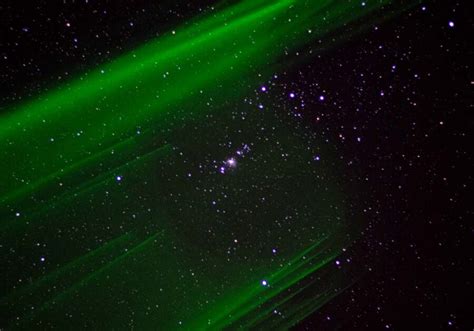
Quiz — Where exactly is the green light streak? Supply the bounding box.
[0,0,409,329]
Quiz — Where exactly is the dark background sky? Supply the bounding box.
[1,0,472,329]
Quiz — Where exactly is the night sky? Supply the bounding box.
[1,1,472,330]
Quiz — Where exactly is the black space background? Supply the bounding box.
[1,0,472,330]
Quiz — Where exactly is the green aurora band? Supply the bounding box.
[1,1,408,329]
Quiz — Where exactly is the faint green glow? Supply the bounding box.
[0,0,404,329]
